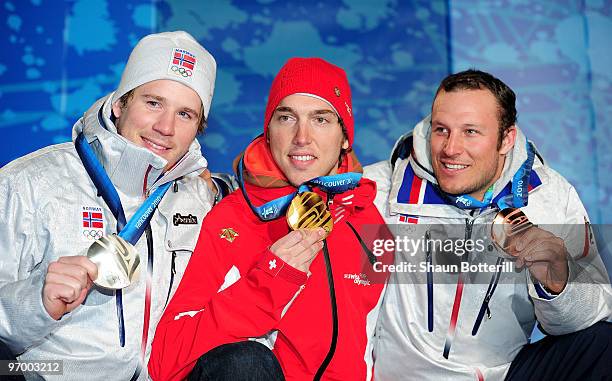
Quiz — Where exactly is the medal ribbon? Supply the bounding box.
[237,156,362,221]
[75,133,171,347]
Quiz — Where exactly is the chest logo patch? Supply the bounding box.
[81,206,104,242]
[344,272,371,286]
[220,228,239,243]
[173,213,198,226]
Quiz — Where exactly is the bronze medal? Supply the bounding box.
[490,208,534,254]
[286,191,333,233]
[87,234,140,289]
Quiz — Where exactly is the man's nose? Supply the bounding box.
[293,119,312,146]
[153,111,175,136]
[442,133,462,157]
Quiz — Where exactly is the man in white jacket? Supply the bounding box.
[365,69,612,380]
[0,31,223,380]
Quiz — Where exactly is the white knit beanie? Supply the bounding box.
[111,31,216,118]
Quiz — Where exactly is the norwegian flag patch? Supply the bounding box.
[398,214,419,224]
[83,211,103,228]
[81,206,104,241]
[168,48,196,78]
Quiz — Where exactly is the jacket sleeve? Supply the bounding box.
[148,215,308,381]
[0,173,62,354]
[529,185,612,335]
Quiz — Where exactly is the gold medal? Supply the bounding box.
[490,208,534,254]
[286,191,333,233]
[87,234,140,289]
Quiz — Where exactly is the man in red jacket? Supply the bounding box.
[149,57,391,380]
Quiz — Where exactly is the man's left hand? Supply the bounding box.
[509,227,569,294]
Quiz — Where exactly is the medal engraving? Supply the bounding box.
[286,192,333,233]
[491,208,534,255]
[87,234,140,289]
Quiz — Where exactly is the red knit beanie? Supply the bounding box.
[263,57,354,147]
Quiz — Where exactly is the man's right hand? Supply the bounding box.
[270,228,326,272]
[42,256,98,320]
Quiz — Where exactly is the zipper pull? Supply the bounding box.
[171,251,176,275]
[143,164,153,198]
[326,192,333,207]
[425,230,432,259]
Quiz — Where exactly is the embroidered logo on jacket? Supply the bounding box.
[173,213,198,226]
[220,228,239,242]
[344,273,371,286]
[398,214,419,224]
[81,206,104,242]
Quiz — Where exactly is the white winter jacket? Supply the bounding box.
[364,116,612,380]
[0,94,215,380]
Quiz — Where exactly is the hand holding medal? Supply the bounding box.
[42,255,99,320]
[265,191,332,273]
[491,208,568,293]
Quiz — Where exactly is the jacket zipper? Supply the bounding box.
[471,210,505,335]
[472,256,504,335]
[314,193,338,381]
[426,230,434,332]
[441,218,474,359]
[164,251,177,308]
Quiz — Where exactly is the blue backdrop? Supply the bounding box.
[0,0,610,228]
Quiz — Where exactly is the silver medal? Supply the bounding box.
[87,234,140,289]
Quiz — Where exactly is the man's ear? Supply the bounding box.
[111,100,123,119]
[342,139,349,150]
[499,125,517,155]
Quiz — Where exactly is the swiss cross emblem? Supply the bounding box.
[269,259,277,270]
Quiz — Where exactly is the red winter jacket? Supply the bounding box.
[149,178,391,381]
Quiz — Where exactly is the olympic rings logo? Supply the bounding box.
[171,65,193,77]
[83,229,103,239]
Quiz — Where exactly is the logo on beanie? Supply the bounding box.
[334,87,341,97]
[168,48,196,78]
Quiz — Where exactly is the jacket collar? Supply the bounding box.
[387,115,545,218]
[72,93,207,198]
